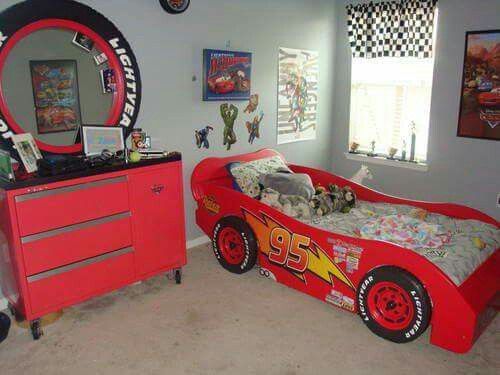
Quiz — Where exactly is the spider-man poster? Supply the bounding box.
[277,47,318,144]
[202,49,252,101]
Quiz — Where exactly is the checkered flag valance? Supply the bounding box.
[346,0,438,59]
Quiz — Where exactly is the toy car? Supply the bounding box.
[191,149,499,353]
[478,87,500,107]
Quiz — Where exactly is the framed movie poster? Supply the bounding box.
[457,30,500,141]
[30,60,82,134]
[277,47,319,145]
[203,49,252,101]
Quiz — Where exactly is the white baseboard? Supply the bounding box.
[187,235,210,249]
[0,297,7,312]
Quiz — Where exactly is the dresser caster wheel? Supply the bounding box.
[175,269,182,284]
[30,319,43,340]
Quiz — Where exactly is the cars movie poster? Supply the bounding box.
[30,60,82,134]
[457,30,500,141]
[203,49,252,101]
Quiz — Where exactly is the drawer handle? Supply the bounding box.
[27,247,134,283]
[151,184,165,195]
[16,176,128,202]
[21,212,131,244]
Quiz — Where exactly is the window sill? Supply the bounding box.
[344,152,428,172]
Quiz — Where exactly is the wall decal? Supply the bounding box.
[220,103,238,150]
[203,49,252,101]
[457,30,500,141]
[246,111,264,144]
[244,94,259,113]
[159,0,190,14]
[195,126,214,149]
[277,47,318,144]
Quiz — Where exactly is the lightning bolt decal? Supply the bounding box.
[243,209,355,290]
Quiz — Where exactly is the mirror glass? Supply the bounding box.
[1,28,114,148]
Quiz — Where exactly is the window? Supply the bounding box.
[345,0,438,164]
[349,57,434,162]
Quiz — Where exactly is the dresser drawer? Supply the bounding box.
[22,213,132,276]
[27,247,135,314]
[15,176,130,236]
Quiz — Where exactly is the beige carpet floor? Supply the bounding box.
[0,244,498,375]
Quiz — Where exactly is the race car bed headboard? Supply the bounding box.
[191,149,285,200]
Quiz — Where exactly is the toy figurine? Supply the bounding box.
[349,142,360,153]
[244,94,259,114]
[388,147,398,160]
[401,140,407,161]
[195,126,214,149]
[246,111,264,144]
[409,121,417,162]
[367,140,376,157]
[220,103,238,150]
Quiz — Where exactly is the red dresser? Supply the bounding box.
[0,156,187,339]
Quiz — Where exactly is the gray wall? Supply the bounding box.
[2,28,112,145]
[332,0,500,220]
[74,0,338,241]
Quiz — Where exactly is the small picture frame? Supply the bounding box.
[81,125,125,156]
[72,32,95,52]
[11,133,43,174]
[94,52,108,66]
[100,68,117,93]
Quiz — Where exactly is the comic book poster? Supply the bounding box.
[203,49,252,101]
[277,47,318,144]
[457,30,500,141]
[30,60,82,134]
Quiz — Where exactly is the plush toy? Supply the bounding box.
[310,190,334,216]
[260,188,312,220]
[340,186,356,213]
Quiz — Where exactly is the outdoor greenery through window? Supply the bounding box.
[348,57,434,162]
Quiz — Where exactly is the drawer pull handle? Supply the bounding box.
[16,176,128,202]
[27,247,134,283]
[151,184,165,195]
[21,212,131,244]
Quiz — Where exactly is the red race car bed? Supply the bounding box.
[191,149,499,353]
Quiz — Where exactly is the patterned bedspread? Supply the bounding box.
[303,201,499,286]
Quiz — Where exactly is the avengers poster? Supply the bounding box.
[457,30,500,141]
[30,60,82,134]
[203,49,252,101]
[277,47,318,144]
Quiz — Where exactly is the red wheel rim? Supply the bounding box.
[218,227,245,265]
[367,282,414,330]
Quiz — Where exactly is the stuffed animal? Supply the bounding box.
[260,188,312,220]
[310,190,335,216]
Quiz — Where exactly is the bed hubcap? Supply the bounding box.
[218,227,245,265]
[367,281,414,331]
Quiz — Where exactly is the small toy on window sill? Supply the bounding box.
[349,142,360,154]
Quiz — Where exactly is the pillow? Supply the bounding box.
[259,172,315,200]
[227,156,292,197]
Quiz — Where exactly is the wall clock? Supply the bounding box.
[159,0,190,14]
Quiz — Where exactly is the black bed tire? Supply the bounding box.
[357,266,432,343]
[212,217,258,274]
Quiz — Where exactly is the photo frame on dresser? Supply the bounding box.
[81,125,125,156]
